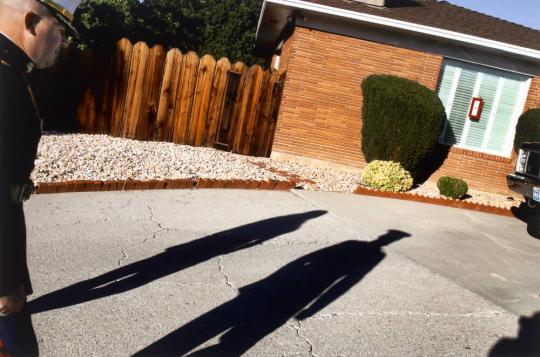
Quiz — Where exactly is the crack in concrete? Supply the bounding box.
[27,218,117,229]
[143,281,219,288]
[302,310,508,320]
[117,193,170,267]
[218,256,239,295]
[133,192,168,232]
[287,321,318,357]
[261,241,322,247]
[118,235,159,267]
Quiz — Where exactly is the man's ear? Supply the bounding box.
[23,11,39,36]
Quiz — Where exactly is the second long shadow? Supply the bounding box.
[135,229,411,356]
[29,210,327,314]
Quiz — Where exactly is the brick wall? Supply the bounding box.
[525,76,540,111]
[271,26,540,195]
[273,32,296,76]
[428,148,516,195]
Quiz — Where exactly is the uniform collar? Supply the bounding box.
[0,32,35,75]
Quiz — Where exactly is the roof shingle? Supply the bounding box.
[303,0,540,51]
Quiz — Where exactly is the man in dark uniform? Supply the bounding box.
[0,0,81,354]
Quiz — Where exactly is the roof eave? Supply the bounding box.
[255,0,540,61]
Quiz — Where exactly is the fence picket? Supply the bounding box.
[76,48,97,133]
[155,49,183,142]
[225,62,248,149]
[172,51,199,144]
[110,38,133,137]
[121,41,150,139]
[263,72,286,156]
[51,48,81,132]
[233,65,265,155]
[137,45,166,140]
[189,54,216,146]
[204,57,231,147]
[94,52,115,134]
[252,69,276,156]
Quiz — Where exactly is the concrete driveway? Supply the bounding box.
[24,189,540,356]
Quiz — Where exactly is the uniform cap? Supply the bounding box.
[36,0,83,36]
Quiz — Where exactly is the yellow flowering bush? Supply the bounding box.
[362,160,413,192]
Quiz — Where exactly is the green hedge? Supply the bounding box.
[514,108,540,151]
[361,75,446,176]
[437,176,468,199]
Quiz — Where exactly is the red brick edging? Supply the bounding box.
[35,179,297,194]
[34,180,516,217]
[353,186,514,217]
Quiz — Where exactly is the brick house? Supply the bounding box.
[254,0,540,194]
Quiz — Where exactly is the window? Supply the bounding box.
[437,59,530,157]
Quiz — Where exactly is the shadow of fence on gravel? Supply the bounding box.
[134,229,411,356]
[28,210,327,314]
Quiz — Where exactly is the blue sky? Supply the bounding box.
[446,0,540,30]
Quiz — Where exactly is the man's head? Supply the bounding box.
[0,0,82,69]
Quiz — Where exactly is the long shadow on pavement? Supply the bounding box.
[29,210,327,314]
[134,229,410,356]
[489,311,540,356]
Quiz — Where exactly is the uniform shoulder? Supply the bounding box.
[0,60,19,81]
[0,60,24,93]
[0,61,21,112]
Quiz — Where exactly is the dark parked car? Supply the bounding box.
[507,142,540,238]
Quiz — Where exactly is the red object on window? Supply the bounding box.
[468,97,484,120]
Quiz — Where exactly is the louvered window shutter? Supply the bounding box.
[437,59,529,157]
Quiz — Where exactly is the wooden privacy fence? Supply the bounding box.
[33,38,285,157]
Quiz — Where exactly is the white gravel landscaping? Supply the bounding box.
[32,133,523,209]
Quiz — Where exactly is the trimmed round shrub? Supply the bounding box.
[437,176,468,199]
[361,75,446,176]
[362,160,413,192]
[514,108,540,151]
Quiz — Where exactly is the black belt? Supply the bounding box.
[9,182,35,202]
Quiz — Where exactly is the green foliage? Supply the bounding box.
[514,108,540,151]
[361,75,446,176]
[72,0,139,50]
[437,176,468,199]
[135,0,205,53]
[71,0,266,65]
[361,160,414,192]
[200,0,265,65]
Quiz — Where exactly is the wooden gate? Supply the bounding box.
[31,38,285,157]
